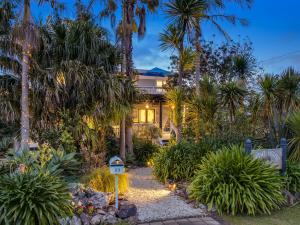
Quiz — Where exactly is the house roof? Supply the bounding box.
[137,67,171,77]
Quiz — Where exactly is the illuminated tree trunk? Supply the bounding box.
[20,0,31,152]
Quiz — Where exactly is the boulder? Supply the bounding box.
[80,213,90,225]
[103,214,118,224]
[90,214,103,225]
[89,192,110,209]
[71,216,82,225]
[116,204,137,219]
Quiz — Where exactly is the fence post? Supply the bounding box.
[245,139,252,154]
[280,138,287,175]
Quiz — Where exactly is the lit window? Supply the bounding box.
[147,109,155,123]
[138,109,155,123]
[156,80,165,87]
[139,109,146,123]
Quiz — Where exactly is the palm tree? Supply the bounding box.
[276,68,300,118]
[164,0,251,94]
[160,24,185,142]
[259,74,279,145]
[0,0,61,152]
[220,81,246,123]
[89,0,159,156]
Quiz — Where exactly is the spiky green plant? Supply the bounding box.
[0,171,72,225]
[287,111,300,161]
[153,141,213,182]
[285,161,300,193]
[188,145,285,215]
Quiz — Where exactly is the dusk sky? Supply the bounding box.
[32,0,300,74]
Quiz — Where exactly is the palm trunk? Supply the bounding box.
[120,116,126,161]
[194,22,201,95]
[124,0,134,153]
[175,42,184,143]
[20,0,31,152]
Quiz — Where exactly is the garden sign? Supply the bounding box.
[109,156,125,210]
[245,138,287,174]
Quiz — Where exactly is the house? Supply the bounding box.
[133,67,173,143]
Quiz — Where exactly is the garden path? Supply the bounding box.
[126,167,216,224]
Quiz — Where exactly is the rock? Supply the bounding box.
[90,214,103,225]
[96,209,106,215]
[103,214,118,224]
[89,192,110,209]
[80,213,90,225]
[116,204,137,219]
[284,190,297,206]
[71,216,82,225]
[199,204,208,211]
[59,217,71,225]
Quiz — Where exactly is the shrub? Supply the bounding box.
[133,138,158,166]
[188,145,285,216]
[0,171,72,225]
[152,141,211,182]
[83,167,128,194]
[285,161,300,193]
[6,144,80,178]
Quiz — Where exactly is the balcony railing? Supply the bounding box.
[136,86,165,95]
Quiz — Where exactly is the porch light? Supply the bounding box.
[171,105,175,110]
[146,104,149,109]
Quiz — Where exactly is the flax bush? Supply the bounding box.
[152,141,212,182]
[0,171,72,225]
[188,145,285,215]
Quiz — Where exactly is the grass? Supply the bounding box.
[223,204,300,225]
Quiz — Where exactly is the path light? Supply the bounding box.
[167,179,176,191]
[109,156,125,210]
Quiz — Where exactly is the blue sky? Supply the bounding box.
[32,0,300,74]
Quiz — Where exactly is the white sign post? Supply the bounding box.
[109,156,125,210]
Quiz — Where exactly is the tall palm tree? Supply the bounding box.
[89,0,159,156]
[220,81,246,123]
[0,0,60,152]
[164,0,251,94]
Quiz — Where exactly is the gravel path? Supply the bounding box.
[126,167,205,222]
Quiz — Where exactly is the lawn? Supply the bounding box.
[223,204,300,225]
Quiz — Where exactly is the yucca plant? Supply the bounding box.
[188,145,285,215]
[0,171,73,225]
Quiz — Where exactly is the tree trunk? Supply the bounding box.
[120,117,126,161]
[176,42,184,143]
[194,22,201,95]
[20,0,31,152]
[125,118,133,154]
[123,0,134,153]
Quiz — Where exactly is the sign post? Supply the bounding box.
[109,156,125,210]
